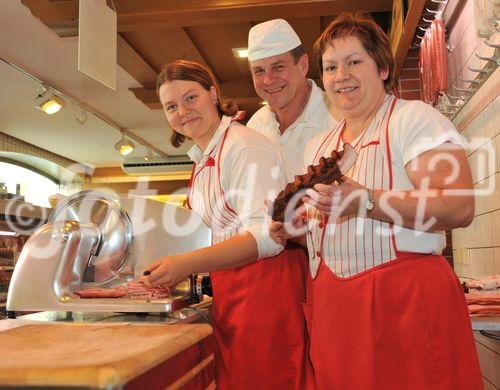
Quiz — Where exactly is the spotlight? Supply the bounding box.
[144,150,152,161]
[76,109,88,125]
[35,89,65,115]
[232,47,249,58]
[114,135,135,156]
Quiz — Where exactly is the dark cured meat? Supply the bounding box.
[271,150,344,222]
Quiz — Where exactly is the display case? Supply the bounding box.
[0,231,29,313]
[0,200,49,313]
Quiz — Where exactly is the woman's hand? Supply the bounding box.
[269,212,307,242]
[266,198,308,247]
[302,176,368,218]
[269,220,287,246]
[141,255,189,288]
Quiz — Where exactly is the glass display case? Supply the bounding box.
[0,232,29,312]
[0,200,49,314]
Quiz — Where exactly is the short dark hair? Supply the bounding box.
[314,12,394,92]
[290,45,307,63]
[157,60,237,148]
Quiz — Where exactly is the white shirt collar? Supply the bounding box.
[187,115,233,164]
[261,79,324,129]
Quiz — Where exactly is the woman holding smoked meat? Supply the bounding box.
[271,13,482,389]
[141,60,309,389]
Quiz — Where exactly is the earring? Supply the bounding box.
[214,101,218,106]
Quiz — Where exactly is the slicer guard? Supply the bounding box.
[7,190,212,313]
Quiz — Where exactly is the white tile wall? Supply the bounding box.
[449,0,499,281]
[495,247,500,274]
[485,247,496,275]
[476,172,500,216]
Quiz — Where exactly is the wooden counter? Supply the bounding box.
[0,320,215,389]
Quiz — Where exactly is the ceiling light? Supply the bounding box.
[76,109,88,125]
[35,90,65,115]
[114,135,135,155]
[144,149,152,161]
[232,47,249,58]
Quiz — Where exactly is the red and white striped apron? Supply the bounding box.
[188,121,311,389]
[304,96,483,389]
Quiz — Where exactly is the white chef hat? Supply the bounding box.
[247,19,301,62]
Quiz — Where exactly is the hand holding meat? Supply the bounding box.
[302,177,370,218]
[141,255,188,288]
[269,214,306,244]
[271,144,357,222]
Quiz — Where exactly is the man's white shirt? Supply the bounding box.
[247,79,338,181]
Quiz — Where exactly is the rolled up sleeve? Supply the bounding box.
[221,132,287,259]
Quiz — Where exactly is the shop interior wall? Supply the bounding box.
[448,0,500,280]
[445,1,500,388]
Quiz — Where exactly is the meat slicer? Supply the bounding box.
[6,190,212,315]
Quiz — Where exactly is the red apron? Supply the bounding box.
[187,117,311,389]
[304,97,483,389]
[212,243,310,389]
[304,253,483,389]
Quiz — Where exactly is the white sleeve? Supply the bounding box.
[221,135,287,259]
[302,131,326,172]
[246,114,257,131]
[392,100,464,166]
[245,111,261,132]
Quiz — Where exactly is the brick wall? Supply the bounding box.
[397,49,421,100]
[0,131,77,170]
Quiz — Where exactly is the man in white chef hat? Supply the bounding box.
[247,19,338,181]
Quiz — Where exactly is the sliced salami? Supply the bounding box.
[74,281,171,300]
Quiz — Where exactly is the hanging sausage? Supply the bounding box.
[419,33,433,104]
[419,18,448,105]
[431,18,448,97]
[429,23,439,103]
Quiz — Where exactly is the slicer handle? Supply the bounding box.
[192,274,213,302]
[201,276,212,297]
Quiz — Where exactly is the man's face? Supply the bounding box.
[250,51,308,110]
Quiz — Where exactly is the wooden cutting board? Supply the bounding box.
[0,320,213,388]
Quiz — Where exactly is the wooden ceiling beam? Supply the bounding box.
[22,0,392,37]
[117,35,157,89]
[219,79,257,98]
[129,87,161,109]
[118,1,392,32]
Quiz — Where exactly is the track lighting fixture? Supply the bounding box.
[76,108,88,125]
[2,57,171,160]
[35,89,65,115]
[144,149,152,161]
[114,135,135,155]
